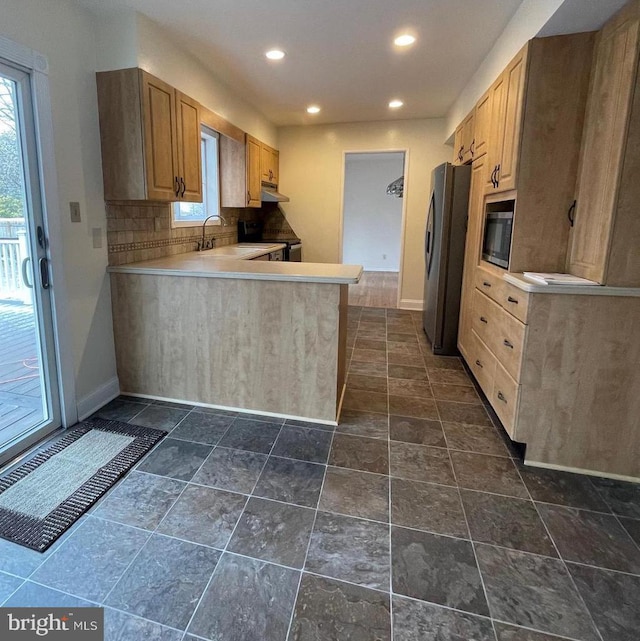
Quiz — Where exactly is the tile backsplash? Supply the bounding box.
[106,202,257,266]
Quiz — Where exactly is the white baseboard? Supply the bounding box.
[76,376,120,421]
[399,299,423,311]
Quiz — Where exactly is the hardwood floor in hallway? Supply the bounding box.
[348,271,398,308]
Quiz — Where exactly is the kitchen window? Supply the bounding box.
[172,125,220,226]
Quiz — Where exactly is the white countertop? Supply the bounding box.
[505,273,640,297]
[107,247,363,284]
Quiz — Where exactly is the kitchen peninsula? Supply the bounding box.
[108,253,362,424]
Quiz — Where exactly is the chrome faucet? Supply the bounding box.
[198,214,228,251]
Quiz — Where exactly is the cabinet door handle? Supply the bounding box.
[483,281,492,288]
[567,199,577,227]
[503,339,514,349]
[507,296,518,304]
[458,146,464,161]
[497,391,507,402]
[480,316,488,324]
[174,176,180,197]
[495,163,501,187]
[470,139,475,157]
[475,359,483,368]
[180,177,186,197]
[490,166,497,187]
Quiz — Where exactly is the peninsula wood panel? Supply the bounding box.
[110,273,343,422]
[517,293,640,478]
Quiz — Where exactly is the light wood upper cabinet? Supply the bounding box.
[497,49,527,192]
[97,68,202,202]
[453,123,464,165]
[453,112,475,165]
[568,2,640,285]
[473,89,491,160]
[220,133,278,208]
[486,47,527,193]
[175,91,203,203]
[140,74,178,201]
[486,72,506,191]
[246,134,262,207]
[260,143,279,184]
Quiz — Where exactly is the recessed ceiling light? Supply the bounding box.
[306,105,321,114]
[394,34,416,47]
[389,99,404,109]
[265,49,285,60]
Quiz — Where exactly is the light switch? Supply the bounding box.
[69,201,81,223]
[92,227,103,249]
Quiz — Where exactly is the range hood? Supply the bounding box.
[261,183,290,203]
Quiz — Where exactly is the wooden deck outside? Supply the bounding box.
[0,301,43,437]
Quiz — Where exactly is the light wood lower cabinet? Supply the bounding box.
[491,361,520,437]
[462,272,640,479]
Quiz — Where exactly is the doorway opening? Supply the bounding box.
[342,151,406,308]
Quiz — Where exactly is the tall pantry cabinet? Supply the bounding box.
[453,7,640,479]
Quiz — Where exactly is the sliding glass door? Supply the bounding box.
[0,60,60,460]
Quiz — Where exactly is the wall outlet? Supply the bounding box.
[69,201,81,223]
[92,227,103,249]
[154,217,162,232]
[383,253,387,260]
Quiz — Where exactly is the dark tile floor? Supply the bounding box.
[1,306,640,640]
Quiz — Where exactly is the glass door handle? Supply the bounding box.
[21,257,33,288]
[39,257,50,289]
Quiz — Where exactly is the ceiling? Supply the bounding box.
[74,0,625,127]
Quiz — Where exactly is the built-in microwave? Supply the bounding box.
[482,200,515,269]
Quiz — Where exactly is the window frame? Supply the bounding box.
[171,124,221,228]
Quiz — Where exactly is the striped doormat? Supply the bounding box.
[0,418,166,551]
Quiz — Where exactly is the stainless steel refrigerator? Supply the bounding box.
[423,162,471,355]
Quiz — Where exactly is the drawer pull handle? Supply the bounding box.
[497,391,507,403]
[503,339,514,349]
[483,281,492,287]
[507,296,518,304]
[480,316,488,324]
[475,359,483,368]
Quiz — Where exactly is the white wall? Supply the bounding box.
[342,152,404,271]
[1,0,117,408]
[0,1,282,417]
[134,14,277,147]
[445,0,565,139]
[278,119,451,308]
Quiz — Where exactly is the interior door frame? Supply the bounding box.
[338,148,410,309]
[0,36,78,456]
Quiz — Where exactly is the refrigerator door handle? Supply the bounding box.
[425,191,436,275]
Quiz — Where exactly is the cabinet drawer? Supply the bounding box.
[475,270,529,323]
[500,281,529,323]
[472,289,526,381]
[471,287,501,348]
[475,269,506,302]
[491,361,520,438]
[468,330,496,397]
